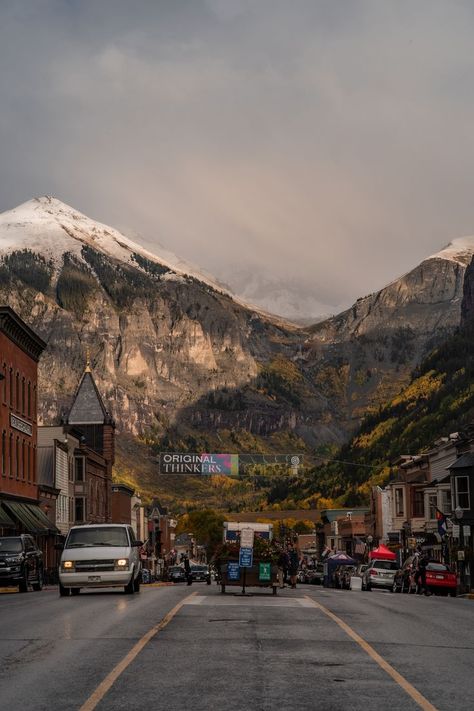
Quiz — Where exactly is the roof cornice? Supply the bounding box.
[0,306,46,361]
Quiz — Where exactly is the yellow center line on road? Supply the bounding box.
[78,590,197,711]
[304,595,438,711]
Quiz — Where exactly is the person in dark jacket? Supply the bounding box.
[287,543,299,589]
[183,555,193,586]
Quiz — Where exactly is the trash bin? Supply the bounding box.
[350,576,362,591]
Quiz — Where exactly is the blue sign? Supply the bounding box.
[239,547,253,568]
[227,562,240,581]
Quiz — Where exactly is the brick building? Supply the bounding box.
[0,306,58,551]
[111,483,134,525]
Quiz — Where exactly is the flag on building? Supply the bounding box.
[436,508,447,537]
[354,538,366,556]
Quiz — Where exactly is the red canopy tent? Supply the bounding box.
[369,544,396,561]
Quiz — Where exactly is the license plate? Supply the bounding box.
[88,575,101,582]
[435,575,444,580]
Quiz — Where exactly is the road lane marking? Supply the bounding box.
[183,594,312,607]
[78,591,197,711]
[304,595,438,711]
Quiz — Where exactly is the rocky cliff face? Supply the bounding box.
[0,196,473,461]
[461,256,474,327]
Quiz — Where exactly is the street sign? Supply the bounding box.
[259,562,271,581]
[407,537,416,548]
[227,562,240,581]
[463,525,471,538]
[240,528,254,549]
[239,547,253,568]
[458,550,465,561]
[452,525,460,538]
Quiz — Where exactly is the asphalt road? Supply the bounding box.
[0,583,473,711]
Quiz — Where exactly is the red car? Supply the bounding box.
[424,561,457,596]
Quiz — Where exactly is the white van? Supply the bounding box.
[58,524,143,596]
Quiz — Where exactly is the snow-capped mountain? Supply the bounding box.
[0,196,231,294]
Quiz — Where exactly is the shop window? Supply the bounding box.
[75,457,85,482]
[412,489,424,518]
[15,373,19,412]
[15,437,19,479]
[440,489,452,514]
[21,378,25,415]
[9,433,13,477]
[427,494,437,520]
[1,430,5,476]
[27,382,31,417]
[2,364,6,403]
[455,476,470,510]
[9,368,13,407]
[75,497,85,523]
[395,488,404,517]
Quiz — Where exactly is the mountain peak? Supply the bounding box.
[427,236,474,265]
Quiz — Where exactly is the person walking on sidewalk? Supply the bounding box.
[183,555,193,586]
[288,543,299,589]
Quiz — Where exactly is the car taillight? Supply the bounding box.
[370,570,378,576]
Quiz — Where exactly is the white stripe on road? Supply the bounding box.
[184,594,314,607]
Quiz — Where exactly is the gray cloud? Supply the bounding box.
[1,0,474,316]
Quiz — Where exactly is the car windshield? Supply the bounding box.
[191,565,208,571]
[66,527,129,548]
[169,566,184,572]
[426,562,448,572]
[372,560,398,571]
[0,538,22,553]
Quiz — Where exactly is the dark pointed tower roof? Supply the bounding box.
[67,357,114,426]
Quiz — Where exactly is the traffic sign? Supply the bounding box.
[240,528,255,549]
[259,562,271,581]
[239,547,253,567]
[227,562,240,581]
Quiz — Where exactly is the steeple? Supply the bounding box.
[67,357,114,427]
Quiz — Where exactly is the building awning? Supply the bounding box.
[3,502,58,534]
[0,505,15,528]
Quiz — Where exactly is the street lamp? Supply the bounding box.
[366,535,373,561]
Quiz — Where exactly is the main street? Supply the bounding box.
[0,584,473,711]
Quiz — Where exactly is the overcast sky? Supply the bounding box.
[1,0,474,316]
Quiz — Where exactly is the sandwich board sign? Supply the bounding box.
[239,547,253,568]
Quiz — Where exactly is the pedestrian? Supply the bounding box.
[288,543,299,589]
[183,555,193,586]
[417,551,430,595]
[277,547,289,589]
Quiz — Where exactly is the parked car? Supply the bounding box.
[393,557,457,595]
[423,561,457,596]
[355,563,368,577]
[0,535,43,592]
[167,565,186,583]
[307,563,324,585]
[58,524,142,596]
[362,559,398,591]
[190,564,212,584]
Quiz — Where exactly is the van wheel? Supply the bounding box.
[71,588,80,596]
[59,584,70,597]
[124,576,135,594]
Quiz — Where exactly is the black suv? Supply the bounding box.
[0,535,43,592]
